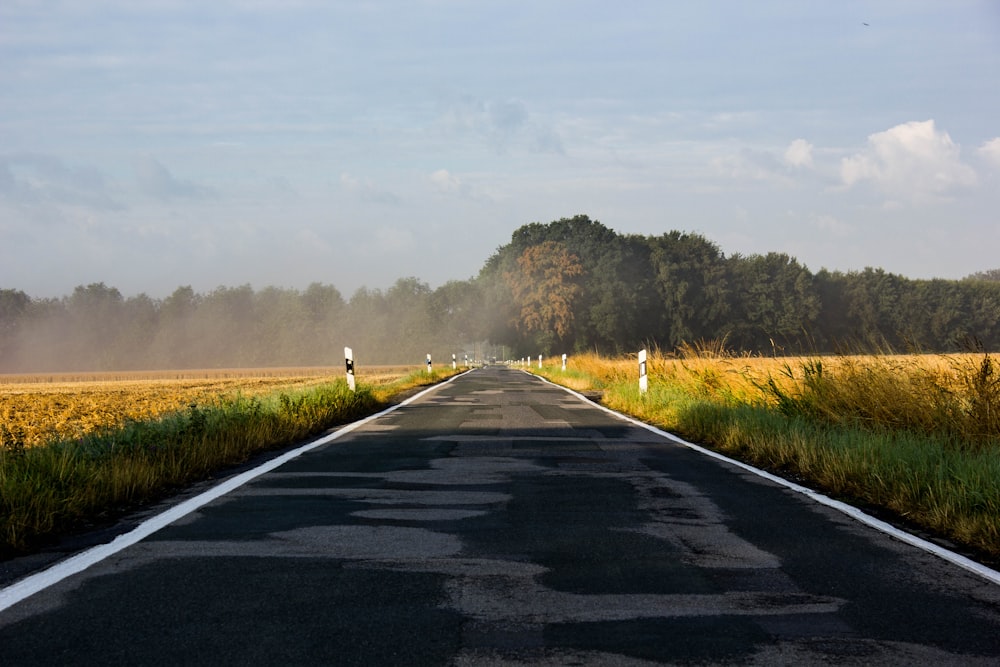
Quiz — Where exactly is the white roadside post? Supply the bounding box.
[562,353,567,371]
[638,348,648,395]
[452,353,457,370]
[344,346,356,392]
[426,353,432,374]
[538,354,543,369]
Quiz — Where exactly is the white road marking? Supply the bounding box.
[532,372,1000,588]
[0,372,468,613]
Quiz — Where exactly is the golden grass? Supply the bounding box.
[536,349,1000,560]
[554,349,998,441]
[1,365,460,555]
[1,366,417,449]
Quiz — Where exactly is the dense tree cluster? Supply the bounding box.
[2,215,999,371]
[478,216,1000,356]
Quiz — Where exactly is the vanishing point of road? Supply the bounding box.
[2,365,1000,665]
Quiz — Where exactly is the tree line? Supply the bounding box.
[2,215,999,371]
[0,279,469,371]
[480,216,1000,357]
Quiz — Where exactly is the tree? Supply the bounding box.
[150,286,198,367]
[303,282,345,323]
[583,234,660,353]
[385,277,435,362]
[194,284,256,366]
[0,289,31,370]
[483,215,656,354]
[343,286,389,362]
[429,279,486,348]
[965,268,1000,283]
[64,283,126,369]
[117,293,159,368]
[726,253,820,352]
[840,268,908,350]
[301,282,345,364]
[648,231,730,348]
[504,241,585,353]
[252,286,311,365]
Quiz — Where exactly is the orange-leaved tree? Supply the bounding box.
[503,241,585,352]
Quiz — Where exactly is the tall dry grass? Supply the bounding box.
[535,348,1000,560]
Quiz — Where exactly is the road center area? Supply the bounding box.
[2,366,1000,665]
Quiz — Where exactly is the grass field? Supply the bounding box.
[6,353,999,563]
[532,348,1000,562]
[0,366,416,450]
[0,365,457,556]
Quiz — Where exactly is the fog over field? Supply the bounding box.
[3,217,999,372]
[2,2,999,301]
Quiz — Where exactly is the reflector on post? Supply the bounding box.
[638,348,648,394]
[345,346,356,392]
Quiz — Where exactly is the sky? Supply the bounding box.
[2,1,999,300]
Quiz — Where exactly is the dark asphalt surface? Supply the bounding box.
[2,365,1000,665]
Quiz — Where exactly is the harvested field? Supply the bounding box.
[1,366,416,449]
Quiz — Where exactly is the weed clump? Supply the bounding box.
[753,352,1000,450]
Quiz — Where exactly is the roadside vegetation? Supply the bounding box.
[0,367,460,558]
[532,348,1000,562]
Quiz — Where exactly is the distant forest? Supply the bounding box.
[3,215,1000,372]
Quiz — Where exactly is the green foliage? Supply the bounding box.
[648,231,729,347]
[965,268,1000,283]
[724,253,820,351]
[504,241,585,353]
[4,215,1000,372]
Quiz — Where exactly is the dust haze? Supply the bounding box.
[3,216,1000,374]
[0,279,491,373]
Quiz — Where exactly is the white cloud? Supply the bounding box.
[784,139,814,168]
[438,96,564,155]
[133,155,214,200]
[710,148,793,187]
[339,172,361,190]
[430,169,463,194]
[840,120,977,201]
[428,168,501,204]
[373,226,415,254]
[978,137,1000,166]
[809,213,852,237]
[292,228,333,255]
[0,154,120,210]
[339,172,400,205]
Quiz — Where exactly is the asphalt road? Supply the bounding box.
[2,365,1000,665]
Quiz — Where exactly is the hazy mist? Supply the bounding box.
[3,217,999,373]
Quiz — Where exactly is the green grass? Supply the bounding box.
[534,352,1000,562]
[0,368,460,558]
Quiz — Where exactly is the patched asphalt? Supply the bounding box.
[2,365,1000,665]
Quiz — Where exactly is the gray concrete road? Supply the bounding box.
[2,365,1000,665]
